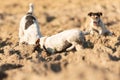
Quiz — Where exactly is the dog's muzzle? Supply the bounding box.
[93,21,98,26]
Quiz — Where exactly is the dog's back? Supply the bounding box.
[19,3,42,44]
[41,29,85,53]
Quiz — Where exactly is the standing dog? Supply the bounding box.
[39,29,86,54]
[19,3,42,44]
[87,12,112,36]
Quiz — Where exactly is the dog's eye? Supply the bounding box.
[96,13,100,17]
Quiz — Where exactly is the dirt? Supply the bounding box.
[0,0,120,80]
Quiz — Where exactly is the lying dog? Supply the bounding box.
[39,29,86,54]
[87,12,112,36]
[19,3,42,44]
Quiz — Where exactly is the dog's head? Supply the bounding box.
[88,12,102,26]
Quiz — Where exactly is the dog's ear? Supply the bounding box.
[98,12,102,16]
[88,12,93,16]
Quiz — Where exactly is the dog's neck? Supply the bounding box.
[92,19,100,26]
[90,19,105,28]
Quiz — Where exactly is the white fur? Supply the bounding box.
[89,18,112,35]
[40,29,86,54]
[19,3,42,44]
[28,3,34,13]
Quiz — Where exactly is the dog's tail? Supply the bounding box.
[27,3,34,14]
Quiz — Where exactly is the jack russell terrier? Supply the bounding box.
[19,3,42,45]
[39,29,86,54]
[87,12,112,36]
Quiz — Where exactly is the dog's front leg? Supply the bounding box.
[89,26,94,35]
[99,30,103,35]
[89,29,94,35]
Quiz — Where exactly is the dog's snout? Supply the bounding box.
[95,16,98,19]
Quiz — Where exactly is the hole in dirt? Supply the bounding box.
[83,40,94,49]
[0,38,12,48]
[0,63,23,72]
[0,49,4,54]
[82,56,85,61]
[9,49,20,55]
[54,55,62,61]
[50,63,61,73]
[108,54,120,61]
[0,72,8,80]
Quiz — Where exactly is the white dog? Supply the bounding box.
[19,3,42,45]
[87,12,112,36]
[39,29,86,54]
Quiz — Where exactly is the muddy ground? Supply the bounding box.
[0,0,120,80]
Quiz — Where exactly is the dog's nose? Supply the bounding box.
[95,16,98,19]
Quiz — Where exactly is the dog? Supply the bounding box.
[86,12,112,36]
[19,3,42,45]
[39,29,86,54]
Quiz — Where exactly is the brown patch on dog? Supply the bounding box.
[25,15,36,30]
[33,39,41,52]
